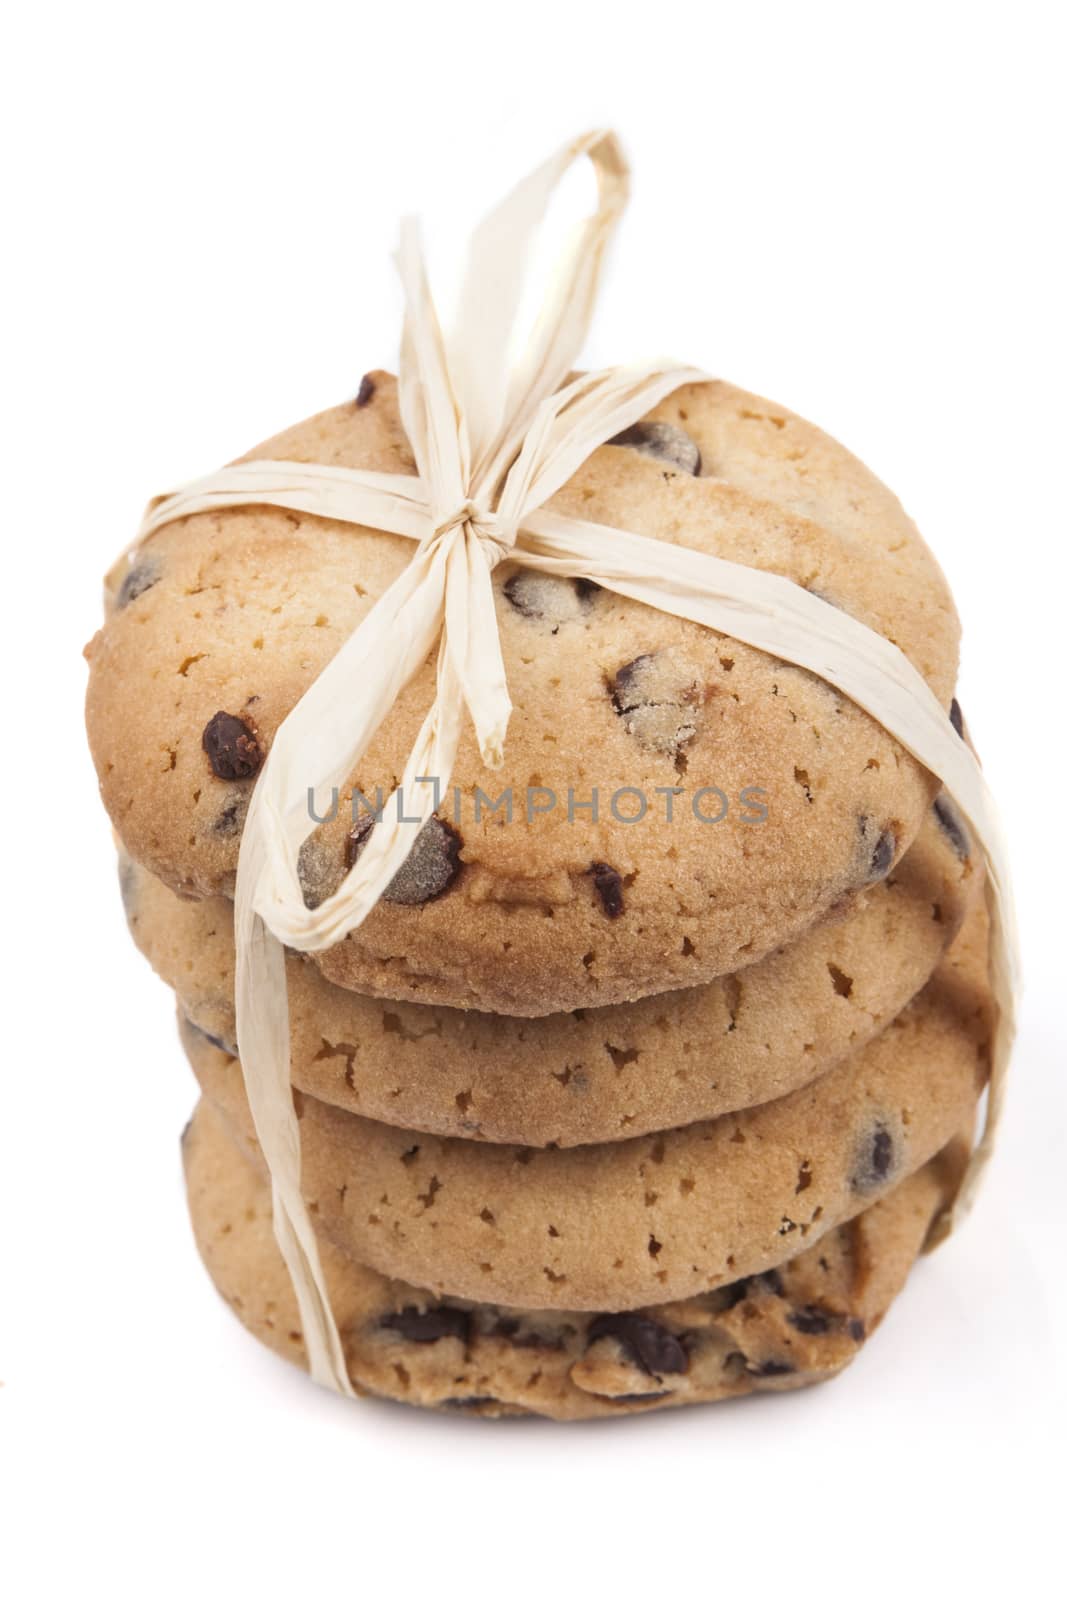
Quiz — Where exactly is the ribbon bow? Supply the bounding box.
[132,131,1019,1398]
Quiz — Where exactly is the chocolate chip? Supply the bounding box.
[933,795,970,860]
[722,1267,786,1308]
[490,1317,563,1352]
[440,1395,493,1411]
[848,1318,866,1342]
[589,862,625,919]
[503,572,598,631]
[611,654,653,714]
[788,1307,832,1335]
[380,1306,471,1344]
[213,797,246,838]
[949,698,965,738]
[202,712,263,781]
[347,814,463,905]
[116,558,160,608]
[296,835,345,910]
[355,373,376,407]
[585,1313,689,1376]
[858,816,898,881]
[610,650,702,761]
[609,420,701,476]
[344,813,374,867]
[870,830,896,879]
[851,1123,896,1194]
[872,1129,893,1175]
[748,1360,795,1378]
[718,1282,750,1310]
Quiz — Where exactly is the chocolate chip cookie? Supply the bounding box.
[181,906,990,1312]
[184,1096,972,1420]
[126,799,977,1145]
[87,372,961,1014]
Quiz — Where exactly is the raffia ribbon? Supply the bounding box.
[127,131,1019,1398]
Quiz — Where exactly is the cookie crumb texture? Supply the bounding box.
[184,1097,971,1420]
[180,909,990,1313]
[87,374,960,1013]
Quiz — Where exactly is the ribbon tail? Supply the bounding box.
[927,873,1019,1244]
[444,527,511,768]
[233,837,355,1395]
[251,542,449,939]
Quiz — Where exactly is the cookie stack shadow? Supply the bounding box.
[120,786,989,1420]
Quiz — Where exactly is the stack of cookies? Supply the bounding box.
[87,374,991,1419]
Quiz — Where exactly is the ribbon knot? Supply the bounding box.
[430,500,479,541]
[426,500,512,569]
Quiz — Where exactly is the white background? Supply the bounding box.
[2,3,1064,1595]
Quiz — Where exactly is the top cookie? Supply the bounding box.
[86,374,960,1014]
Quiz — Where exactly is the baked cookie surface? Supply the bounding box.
[182,907,990,1312]
[184,1097,970,1420]
[88,374,960,1014]
[126,798,977,1144]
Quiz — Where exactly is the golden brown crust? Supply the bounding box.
[182,908,991,1313]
